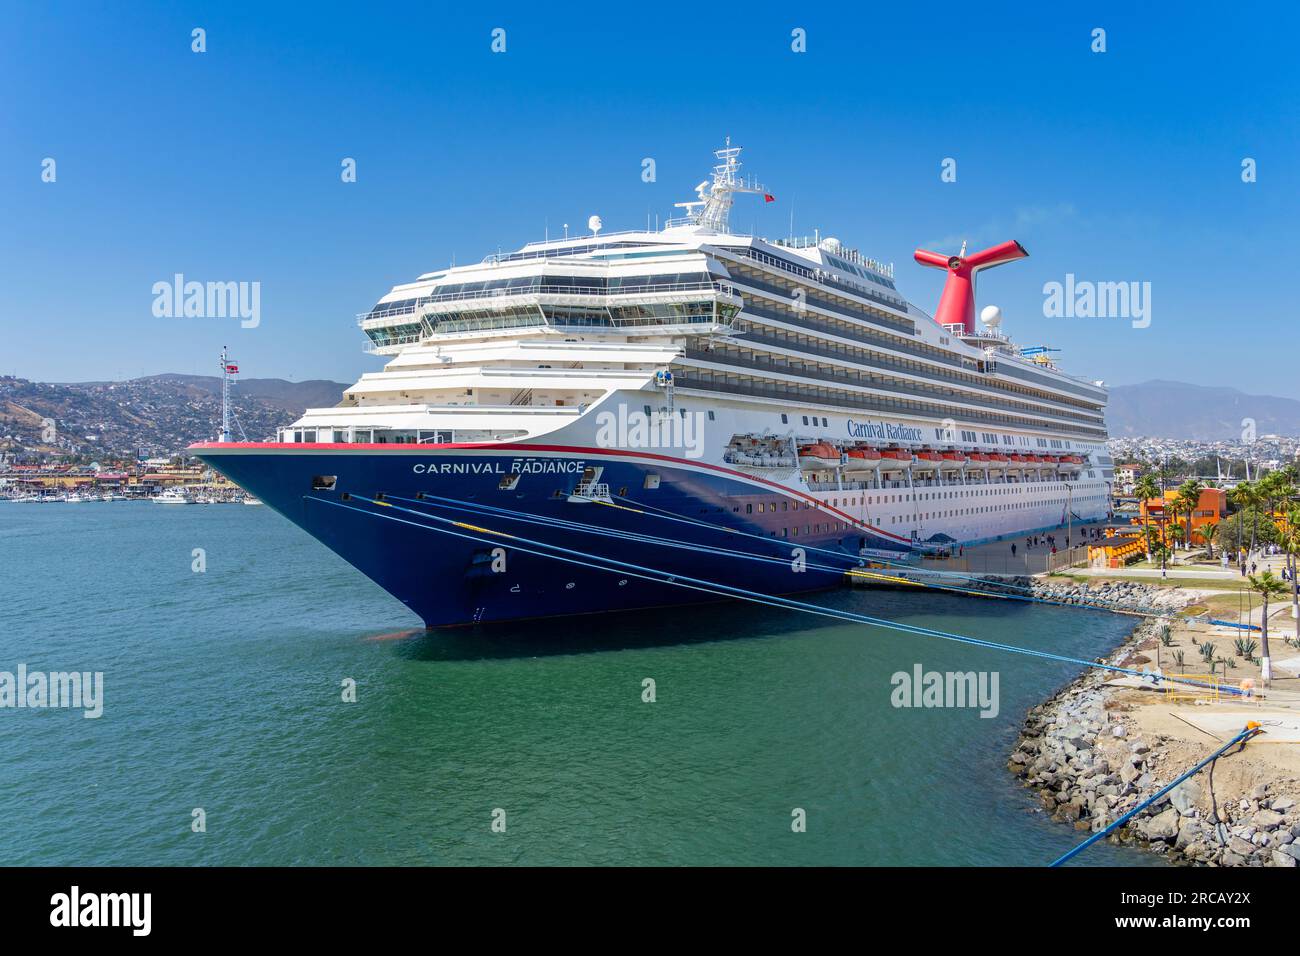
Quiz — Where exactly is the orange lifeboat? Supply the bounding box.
[878,447,909,468]
[844,446,882,470]
[798,443,841,467]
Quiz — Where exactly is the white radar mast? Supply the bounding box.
[673,138,768,234]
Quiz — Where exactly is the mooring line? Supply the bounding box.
[393,491,1153,614]
[386,493,867,579]
[609,493,1158,617]
[1048,724,1262,867]
[305,493,1241,697]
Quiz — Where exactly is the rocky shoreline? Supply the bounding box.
[1008,582,1300,867]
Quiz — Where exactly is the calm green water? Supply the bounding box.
[0,502,1156,866]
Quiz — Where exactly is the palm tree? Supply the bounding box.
[1247,571,1287,683]
[1135,474,1160,560]
[1200,521,1218,560]
[1229,481,1259,565]
[1282,507,1300,622]
[1176,479,1203,550]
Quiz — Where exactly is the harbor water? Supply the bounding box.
[0,501,1156,866]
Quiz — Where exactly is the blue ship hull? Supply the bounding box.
[193,444,910,627]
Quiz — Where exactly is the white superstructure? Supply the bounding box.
[282,142,1112,548]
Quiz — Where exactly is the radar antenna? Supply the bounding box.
[673,138,770,234]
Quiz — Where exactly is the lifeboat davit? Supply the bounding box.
[913,449,941,472]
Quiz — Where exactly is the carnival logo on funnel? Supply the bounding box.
[846,419,923,442]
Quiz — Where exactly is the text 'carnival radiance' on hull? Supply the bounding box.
[191,141,1114,627]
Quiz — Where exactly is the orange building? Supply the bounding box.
[1135,488,1227,545]
[1088,529,1146,568]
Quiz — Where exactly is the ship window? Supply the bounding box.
[643,474,660,490]
[311,475,337,491]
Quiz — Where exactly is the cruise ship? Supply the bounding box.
[192,142,1113,626]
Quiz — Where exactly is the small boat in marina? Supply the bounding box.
[151,487,193,504]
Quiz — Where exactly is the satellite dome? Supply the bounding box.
[588,214,603,235]
[980,305,1002,328]
[821,237,842,252]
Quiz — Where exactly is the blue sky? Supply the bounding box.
[3,2,1297,396]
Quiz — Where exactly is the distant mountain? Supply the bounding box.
[134,374,349,415]
[0,374,349,458]
[1106,380,1300,439]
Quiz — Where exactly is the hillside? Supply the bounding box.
[1105,380,1300,439]
[0,375,349,458]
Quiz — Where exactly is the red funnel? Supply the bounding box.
[914,240,1028,333]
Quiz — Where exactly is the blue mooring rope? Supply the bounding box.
[1048,724,1261,867]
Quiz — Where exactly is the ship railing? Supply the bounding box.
[480,231,654,263]
[357,281,733,325]
[568,481,612,504]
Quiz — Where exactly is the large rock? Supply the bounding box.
[1170,779,1203,815]
[1229,836,1257,857]
[1143,807,1180,841]
[1272,850,1297,867]
[1175,817,1202,850]
[1272,796,1296,812]
[1252,809,1285,830]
